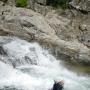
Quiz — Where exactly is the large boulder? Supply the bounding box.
[0,5,55,40]
[0,5,90,65]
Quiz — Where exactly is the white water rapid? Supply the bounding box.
[0,36,90,90]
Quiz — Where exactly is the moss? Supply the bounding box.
[15,0,27,7]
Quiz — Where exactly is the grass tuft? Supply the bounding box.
[16,0,27,7]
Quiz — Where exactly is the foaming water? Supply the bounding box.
[0,36,90,90]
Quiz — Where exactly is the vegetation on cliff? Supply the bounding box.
[47,0,71,9]
[15,0,27,7]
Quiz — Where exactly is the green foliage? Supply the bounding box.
[47,0,71,9]
[16,0,27,7]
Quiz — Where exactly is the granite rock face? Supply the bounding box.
[70,0,90,12]
[68,0,90,48]
[27,0,52,15]
[0,4,90,65]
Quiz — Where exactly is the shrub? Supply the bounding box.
[47,0,71,9]
[16,0,27,7]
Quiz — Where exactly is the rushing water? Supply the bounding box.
[0,36,90,90]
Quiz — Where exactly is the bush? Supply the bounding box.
[16,0,27,7]
[47,0,71,9]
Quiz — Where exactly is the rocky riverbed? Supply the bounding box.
[0,0,90,89]
[0,1,90,65]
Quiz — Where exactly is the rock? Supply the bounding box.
[0,46,7,55]
[45,10,74,41]
[34,0,47,5]
[0,6,55,41]
[28,0,46,6]
[53,80,64,90]
[27,0,52,15]
[0,5,90,65]
[67,0,90,48]
[69,0,90,12]
[0,0,15,6]
[7,0,15,6]
[0,1,4,6]
[28,0,47,8]
[46,10,90,48]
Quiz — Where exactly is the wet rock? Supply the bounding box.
[0,46,7,55]
[53,81,64,90]
[24,56,38,65]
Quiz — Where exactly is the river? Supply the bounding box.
[0,36,90,90]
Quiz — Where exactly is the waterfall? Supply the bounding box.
[0,36,90,90]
